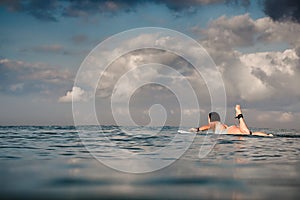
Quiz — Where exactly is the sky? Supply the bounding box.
[0,0,300,129]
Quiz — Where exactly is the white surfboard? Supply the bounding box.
[178,130,192,134]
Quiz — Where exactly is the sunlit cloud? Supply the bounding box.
[59,86,89,102]
[193,14,300,113]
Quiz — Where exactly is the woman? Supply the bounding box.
[189,105,273,137]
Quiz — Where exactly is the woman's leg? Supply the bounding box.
[235,105,251,134]
[226,125,247,134]
[228,105,273,136]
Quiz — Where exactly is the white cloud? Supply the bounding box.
[198,14,300,50]
[72,19,299,127]
[58,86,88,102]
[194,14,300,108]
[255,17,300,46]
[277,112,293,123]
[240,49,297,76]
[240,48,300,100]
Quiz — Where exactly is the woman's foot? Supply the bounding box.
[235,104,242,117]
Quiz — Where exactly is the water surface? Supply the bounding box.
[1,126,299,199]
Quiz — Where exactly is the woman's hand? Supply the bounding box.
[189,128,199,132]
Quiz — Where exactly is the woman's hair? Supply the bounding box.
[208,112,221,122]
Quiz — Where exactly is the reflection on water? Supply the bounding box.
[0,126,300,199]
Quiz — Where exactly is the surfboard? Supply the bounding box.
[178,130,273,137]
[178,130,192,134]
[178,130,217,134]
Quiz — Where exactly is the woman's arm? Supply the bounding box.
[199,125,210,131]
[189,125,210,132]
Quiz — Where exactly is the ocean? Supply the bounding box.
[1,126,300,199]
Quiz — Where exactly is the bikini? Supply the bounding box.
[215,122,228,134]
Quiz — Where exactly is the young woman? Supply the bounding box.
[189,105,273,137]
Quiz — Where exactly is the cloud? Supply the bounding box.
[67,14,299,124]
[58,86,88,102]
[70,30,227,128]
[71,34,89,44]
[200,14,256,49]
[182,108,206,116]
[94,47,209,106]
[0,0,251,21]
[277,112,293,122]
[32,44,64,53]
[9,83,24,92]
[20,44,77,55]
[3,0,300,24]
[0,0,58,21]
[240,49,300,104]
[263,0,300,23]
[238,109,300,129]
[0,58,73,96]
[198,14,300,51]
[255,17,300,46]
[61,0,230,18]
[194,14,300,113]
[33,44,64,53]
[256,112,271,122]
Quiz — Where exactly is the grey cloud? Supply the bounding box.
[0,0,22,12]
[0,0,251,21]
[249,51,300,98]
[0,59,73,96]
[211,47,300,112]
[27,0,58,22]
[264,0,300,23]
[198,14,300,51]
[295,46,300,57]
[20,44,83,55]
[0,0,59,21]
[71,34,89,44]
[201,14,256,50]
[3,0,300,24]
[32,44,65,53]
[250,67,268,84]
[93,47,210,126]
[95,48,203,99]
[93,48,212,126]
[126,83,181,126]
[197,14,300,113]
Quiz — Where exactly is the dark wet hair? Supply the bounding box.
[208,112,221,122]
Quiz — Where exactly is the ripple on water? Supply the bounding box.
[0,126,299,199]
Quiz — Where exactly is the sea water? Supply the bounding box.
[0,126,299,199]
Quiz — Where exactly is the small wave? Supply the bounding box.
[217,140,236,144]
[0,146,40,150]
[0,155,22,159]
[273,134,300,138]
[47,177,113,187]
[137,176,244,187]
[49,144,84,148]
